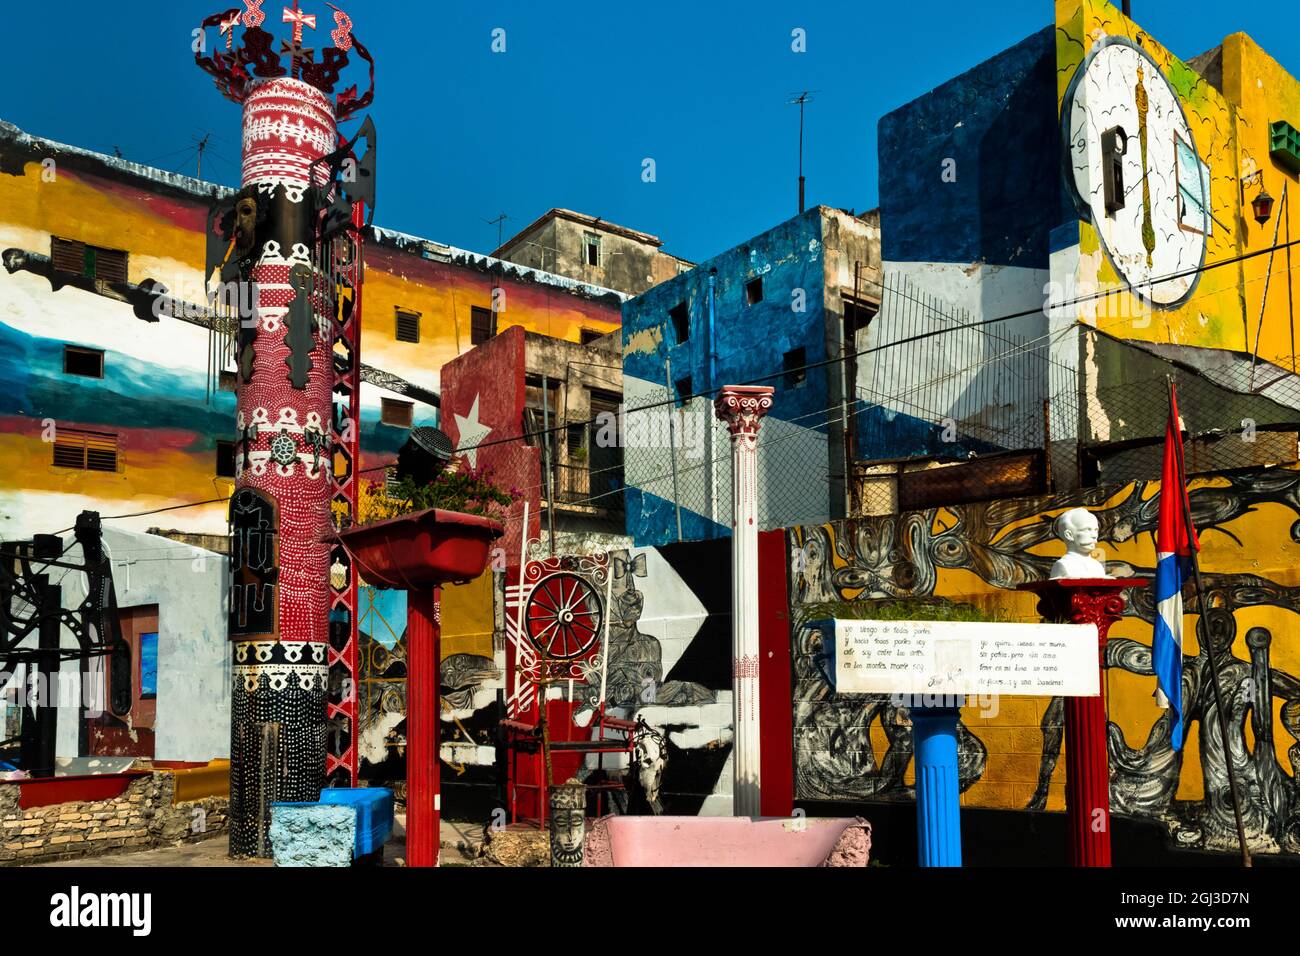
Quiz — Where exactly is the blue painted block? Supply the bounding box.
[269,803,356,867]
[318,787,395,858]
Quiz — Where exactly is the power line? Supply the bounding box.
[425,232,1300,459]
[65,233,1300,525]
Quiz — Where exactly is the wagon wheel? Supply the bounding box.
[525,572,603,660]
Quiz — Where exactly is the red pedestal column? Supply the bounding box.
[1020,578,1144,867]
[406,587,441,867]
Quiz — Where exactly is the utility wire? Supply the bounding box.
[68,233,1300,525]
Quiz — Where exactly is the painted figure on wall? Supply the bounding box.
[505,541,735,814]
[789,467,1300,855]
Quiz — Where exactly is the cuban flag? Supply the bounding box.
[1153,383,1198,751]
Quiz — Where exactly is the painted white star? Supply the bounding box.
[453,394,493,469]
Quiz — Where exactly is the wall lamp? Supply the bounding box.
[1241,169,1275,225]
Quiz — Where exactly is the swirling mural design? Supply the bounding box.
[790,466,1300,856]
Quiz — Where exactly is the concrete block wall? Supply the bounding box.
[958,696,1064,811]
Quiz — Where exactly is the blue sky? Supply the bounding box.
[3,1,1299,263]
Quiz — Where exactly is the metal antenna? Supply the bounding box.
[195,133,211,179]
[789,91,818,214]
[486,213,509,251]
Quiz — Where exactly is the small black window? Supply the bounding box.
[381,398,414,428]
[216,440,237,478]
[584,233,601,267]
[783,347,807,389]
[674,376,692,406]
[580,328,604,345]
[395,309,420,343]
[470,306,497,345]
[669,302,689,343]
[63,346,104,379]
[219,370,238,392]
[745,276,764,305]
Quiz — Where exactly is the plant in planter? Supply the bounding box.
[328,459,511,868]
[358,463,519,527]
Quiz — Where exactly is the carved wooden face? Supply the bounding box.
[235,196,260,255]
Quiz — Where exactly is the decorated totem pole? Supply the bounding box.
[195,1,377,856]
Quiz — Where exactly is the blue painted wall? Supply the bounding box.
[877,25,1065,269]
[622,207,835,546]
[861,24,1062,464]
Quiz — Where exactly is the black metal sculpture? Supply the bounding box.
[0,512,127,775]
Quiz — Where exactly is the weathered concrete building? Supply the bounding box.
[440,324,629,561]
[867,2,1300,499]
[620,205,881,546]
[494,208,692,297]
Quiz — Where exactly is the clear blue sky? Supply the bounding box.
[3,1,1299,263]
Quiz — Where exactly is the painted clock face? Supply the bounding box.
[1063,38,1208,307]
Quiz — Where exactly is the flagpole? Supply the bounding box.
[1166,375,1252,867]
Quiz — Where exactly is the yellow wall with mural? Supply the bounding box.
[1055,0,1300,370]
[792,463,1300,854]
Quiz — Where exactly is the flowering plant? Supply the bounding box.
[358,463,519,525]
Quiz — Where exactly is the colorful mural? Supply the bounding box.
[873,1,1300,478]
[500,541,736,816]
[0,121,624,543]
[789,463,1300,856]
[1054,3,1238,353]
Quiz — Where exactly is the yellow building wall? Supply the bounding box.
[791,464,1300,855]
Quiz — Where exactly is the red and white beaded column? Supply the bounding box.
[714,385,774,818]
[228,75,338,856]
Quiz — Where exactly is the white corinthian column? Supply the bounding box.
[713,385,774,817]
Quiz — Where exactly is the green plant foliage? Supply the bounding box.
[366,466,519,524]
[799,597,1008,623]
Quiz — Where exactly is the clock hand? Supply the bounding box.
[1136,66,1156,269]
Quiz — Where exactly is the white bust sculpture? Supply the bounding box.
[1049,507,1110,580]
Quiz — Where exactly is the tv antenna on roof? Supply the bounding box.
[194,133,211,179]
[486,212,508,251]
[789,91,818,214]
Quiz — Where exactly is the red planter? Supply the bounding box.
[329,508,503,867]
[330,508,504,590]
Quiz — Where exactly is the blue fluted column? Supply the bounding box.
[911,705,962,867]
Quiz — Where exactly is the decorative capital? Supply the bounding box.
[1018,578,1147,647]
[713,385,774,441]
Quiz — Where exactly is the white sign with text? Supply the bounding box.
[833,619,1099,697]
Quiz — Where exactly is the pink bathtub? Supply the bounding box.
[584,816,872,867]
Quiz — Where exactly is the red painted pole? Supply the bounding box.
[406,587,442,867]
[1064,640,1111,867]
[1021,578,1142,867]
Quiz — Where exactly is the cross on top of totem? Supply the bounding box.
[195,1,374,121]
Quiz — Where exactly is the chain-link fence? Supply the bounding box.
[421,274,1300,541]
